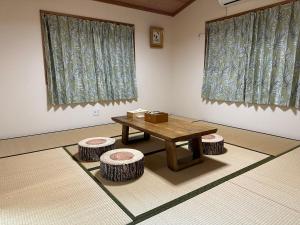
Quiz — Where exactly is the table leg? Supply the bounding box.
[166,137,204,171]
[122,125,151,145]
[165,141,179,171]
[189,137,203,159]
[144,132,150,140]
[122,125,129,145]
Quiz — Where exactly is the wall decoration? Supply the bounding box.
[150,26,164,48]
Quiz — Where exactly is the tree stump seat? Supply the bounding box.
[201,134,225,155]
[78,137,116,162]
[100,149,144,182]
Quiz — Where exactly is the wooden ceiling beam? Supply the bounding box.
[93,0,196,17]
[172,0,197,16]
[93,0,173,16]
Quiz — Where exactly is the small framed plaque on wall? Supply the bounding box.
[150,26,163,48]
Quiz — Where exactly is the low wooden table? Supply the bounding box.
[112,116,217,171]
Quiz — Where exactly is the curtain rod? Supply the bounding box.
[40,10,135,27]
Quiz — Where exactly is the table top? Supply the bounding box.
[112,116,217,142]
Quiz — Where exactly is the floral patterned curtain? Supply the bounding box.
[41,12,137,106]
[202,1,300,108]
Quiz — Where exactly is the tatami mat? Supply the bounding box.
[140,181,300,225]
[0,148,132,225]
[91,143,268,216]
[66,134,166,170]
[140,147,300,225]
[194,121,300,156]
[230,147,300,212]
[1,114,299,224]
[0,123,139,158]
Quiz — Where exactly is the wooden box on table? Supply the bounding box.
[144,112,168,123]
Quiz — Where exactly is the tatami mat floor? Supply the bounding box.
[139,147,300,225]
[140,181,300,225]
[0,148,132,225]
[0,115,299,225]
[230,147,300,212]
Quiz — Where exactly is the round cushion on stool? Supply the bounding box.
[100,149,144,182]
[202,134,225,155]
[78,137,115,162]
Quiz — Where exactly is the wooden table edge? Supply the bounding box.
[112,116,218,142]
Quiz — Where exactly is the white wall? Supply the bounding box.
[0,0,173,139]
[170,0,300,140]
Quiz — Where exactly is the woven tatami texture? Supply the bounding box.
[140,147,300,225]
[140,181,300,225]
[231,147,300,212]
[0,148,132,225]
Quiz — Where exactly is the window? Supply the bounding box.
[202,1,300,108]
[41,11,137,106]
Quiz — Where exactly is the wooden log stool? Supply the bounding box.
[201,134,225,155]
[78,137,115,162]
[100,149,144,182]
